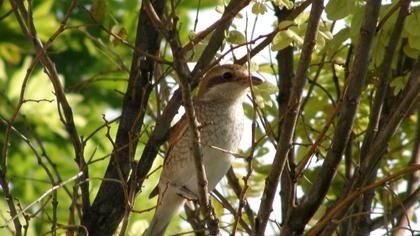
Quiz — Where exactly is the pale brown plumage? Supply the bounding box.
[143,64,262,236]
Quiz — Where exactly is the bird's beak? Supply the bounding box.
[251,75,263,85]
[238,75,263,86]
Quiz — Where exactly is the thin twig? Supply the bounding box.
[1,172,84,227]
[255,0,324,234]
[307,165,420,236]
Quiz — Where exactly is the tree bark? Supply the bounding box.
[80,1,164,235]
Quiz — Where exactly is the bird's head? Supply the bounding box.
[197,64,263,102]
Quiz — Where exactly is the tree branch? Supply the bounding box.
[369,186,420,232]
[355,1,411,233]
[272,3,296,224]
[9,0,88,223]
[323,44,420,236]
[361,56,420,182]
[282,1,382,234]
[254,0,324,234]
[394,110,420,235]
[235,0,312,66]
[306,164,420,236]
[226,168,255,230]
[80,0,164,235]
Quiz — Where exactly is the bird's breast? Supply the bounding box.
[196,101,244,152]
[160,100,245,188]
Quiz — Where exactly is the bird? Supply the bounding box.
[143,64,262,236]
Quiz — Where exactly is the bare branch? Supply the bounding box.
[255,0,324,234]
[394,110,420,235]
[81,0,164,234]
[307,164,420,236]
[235,0,313,65]
[282,0,382,234]
[1,172,83,228]
[369,187,420,232]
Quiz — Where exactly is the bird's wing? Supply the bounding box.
[165,114,188,164]
[149,115,189,199]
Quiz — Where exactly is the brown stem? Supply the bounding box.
[307,164,420,236]
[282,0,382,235]
[226,168,255,230]
[353,1,412,234]
[235,0,312,66]
[80,0,164,235]
[393,109,420,235]
[254,0,324,234]
[368,187,420,232]
[9,0,89,224]
[323,55,420,236]
[272,2,296,223]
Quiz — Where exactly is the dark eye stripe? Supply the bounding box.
[205,75,229,89]
[223,72,233,80]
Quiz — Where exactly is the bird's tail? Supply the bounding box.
[143,187,185,236]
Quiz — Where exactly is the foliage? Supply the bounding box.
[0,0,419,235]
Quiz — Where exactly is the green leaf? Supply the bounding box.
[255,147,269,157]
[128,220,149,235]
[315,34,326,49]
[325,0,350,20]
[215,5,225,14]
[324,27,350,56]
[226,30,246,45]
[185,42,208,62]
[252,159,272,174]
[272,27,303,51]
[91,0,108,23]
[33,0,54,17]
[84,38,98,56]
[408,34,420,51]
[0,59,5,82]
[110,24,128,46]
[254,81,278,108]
[403,43,420,59]
[255,81,278,95]
[390,75,409,95]
[289,26,304,45]
[251,2,267,15]
[319,30,333,41]
[404,7,420,37]
[0,43,22,65]
[349,6,365,41]
[272,0,294,10]
[258,63,277,74]
[278,20,295,30]
[272,30,293,51]
[31,0,59,40]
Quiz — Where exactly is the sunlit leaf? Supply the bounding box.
[407,34,420,50]
[404,6,420,37]
[251,2,267,15]
[0,43,22,65]
[272,30,293,51]
[110,24,128,46]
[273,0,294,10]
[325,0,353,20]
[403,43,420,59]
[91,0,108,23]
[390,75,409,95]
[227,30,246,45]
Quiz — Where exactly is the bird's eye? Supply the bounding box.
[222,72,233,80]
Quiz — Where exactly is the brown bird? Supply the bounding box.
[143,64,262,236]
